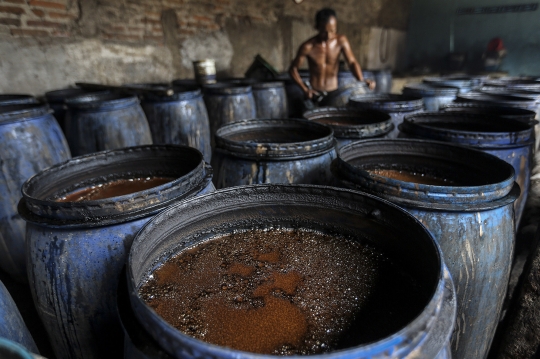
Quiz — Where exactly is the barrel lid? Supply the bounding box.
[456,92,537,109]
[400,112,534,148]
[0,103,52,124]
[333,139,517,208]
[215,118,335,160]
[18,145,213,228]
[0,94,38,106]
[65,92,139,111]
[403,83,459,96]
[349,94,424,112]
[303,107,393,139]
[203,83,252,95]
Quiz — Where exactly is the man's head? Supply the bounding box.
[315,8,337,40]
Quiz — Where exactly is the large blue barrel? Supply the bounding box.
[0,95,37,106]
[363,70,393,94]
[303,107,392,148]
[18,145,214,359]
[202,83,256,141]
[251,81,288,119]
[348,93,424,138]
[0,280,38,353]
[211,119,337,188]
[320,82,368,107]
[423,76,474,93]
[403,83,458,111]
[398,112,533,227]
[0,104,71,281]
[64,93,152,156]
[126,184,456,359]
[137,86,212,162]
[332,139,518,359]
[0,338,35,359]
[44,88,106,134]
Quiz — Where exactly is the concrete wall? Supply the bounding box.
[406,0,540,75]
[0,0,412,95]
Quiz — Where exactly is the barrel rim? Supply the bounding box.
[203,83,252,95]
[333,138,517,207]
[132,85,202,102]
[127,184,449,359]
[214,118,336,159]
[44,87,87,102]
[349,93,424,112]
[400,111,535,147]
[403,83,459,96]
[422,76,474,88]
[441,102,537,118]
[303,107,394,139]
[18,145,213,228]
[456,92,537,108]
[0,104,53,124]
[65,92,140,111]
[0,337,35,359]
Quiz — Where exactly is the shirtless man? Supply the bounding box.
[289,8,375,104]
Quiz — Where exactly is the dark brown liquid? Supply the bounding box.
[139,229,429,355]
[368,169,455,186]
[56,177,175,202]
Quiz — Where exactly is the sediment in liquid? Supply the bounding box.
[367,168,455,186]
[56,176,175,202]
[139,229,429,355]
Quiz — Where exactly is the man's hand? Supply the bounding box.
[365,79,376,90]
[304,88,320,100]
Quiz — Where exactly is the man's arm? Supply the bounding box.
[289,43,317,99]
[340,35,376,90]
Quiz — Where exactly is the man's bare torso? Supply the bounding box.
[303,35,345,93]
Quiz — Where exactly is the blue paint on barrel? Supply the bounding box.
[211,119,337,188]
[0,338,35,359]
[0,280,39,353]
[0,104,71,282]
[0,95,37,106]
[399,112,534,227]
[403,83,458,111]
[303,107,393,148]
[137,86,212,162]
[18,145,214,359]
[64,93,153,156]
[332,139,519,359]
[348,93,424,138]
[251,81,288,119]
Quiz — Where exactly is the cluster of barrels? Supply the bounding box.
[0,72,538,359]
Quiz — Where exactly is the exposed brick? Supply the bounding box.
[32,9,45,17]
[0,17,20,26]
[11,28,49,36]
[4,0,25,4]
[103,33,141,42]
[193,15,212,22]
[47,11,77,19]
[28,0,66,10]
[26,20,65,28]
[0,5,25,15]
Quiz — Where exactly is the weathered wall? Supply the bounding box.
[406,0,540,75]
[0,0,412,95]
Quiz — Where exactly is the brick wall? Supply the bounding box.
[0,0,412,94]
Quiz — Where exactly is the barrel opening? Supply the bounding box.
[408,115,531,133]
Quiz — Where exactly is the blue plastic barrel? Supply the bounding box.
[403,83,458,111]
[0,280,38,353]
[332,139,518,359]
[399,112,534,227]
[18,145,214,359]
[251,81,288,119]
[0,338,35,359]
[64,93,152,156]
[211,119,337,188]
[0,104,71,281]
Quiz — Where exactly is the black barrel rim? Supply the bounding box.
[441,103,537,123]
[349,94,424,112]
[127,184,447,359]
[18,145,213,228]
[0,94,37,106]
[333,138,517,208]
[203,83,252,95]
[400,112,534,148]
[128,83,202,102]
[45,88,87,103]
[422,77,474,89]
[0,104,52,125]
[215,118,335,159]
[403,83,459,96]
[456,92,537,109]
[65,92,140,111]
[303,107,393,139]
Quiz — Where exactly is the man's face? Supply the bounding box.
[317,16,337,41]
